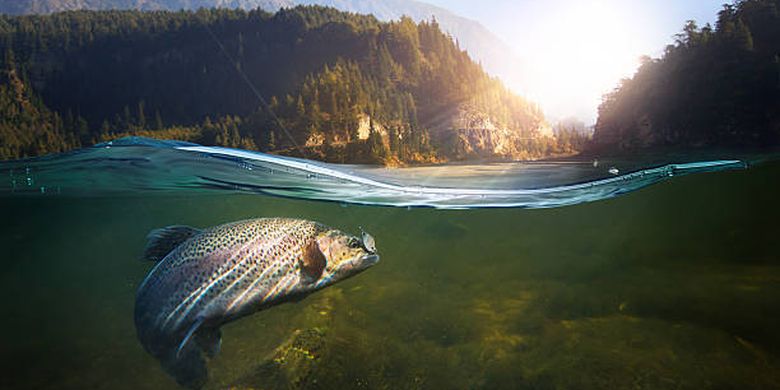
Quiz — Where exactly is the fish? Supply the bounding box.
[133,218,379,389]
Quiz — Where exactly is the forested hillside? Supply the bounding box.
[0,6,571,163]
[592,0,780,152]
[0,0,525,134]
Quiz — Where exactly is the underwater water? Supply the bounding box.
[1,139,779,389]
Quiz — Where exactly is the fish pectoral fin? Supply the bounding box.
[176,316,205,359]
[143,225,201,262]
[300,239,326,283]
[195,327,222,359]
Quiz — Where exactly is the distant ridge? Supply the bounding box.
[0,0,524,99]
[0,1,294,14]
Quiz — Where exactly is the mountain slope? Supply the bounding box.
[0,0,523,103]
[301,0,523,95]
[0,7,567,162]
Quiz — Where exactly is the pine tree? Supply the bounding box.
[137,100,146,129]
[154,109,163,130]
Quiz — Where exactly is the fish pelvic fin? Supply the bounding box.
[176,316,205,359]
[143,225,201,262]
[162,342,208,389]
[195,327,222,359]
[164,318,222,388]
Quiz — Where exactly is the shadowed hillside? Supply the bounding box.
[592,0,780,154]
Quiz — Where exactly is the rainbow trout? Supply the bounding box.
[134,218,379,388]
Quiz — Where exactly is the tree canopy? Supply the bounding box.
[592,0,780,153]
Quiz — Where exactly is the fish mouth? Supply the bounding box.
[360,254,380,266]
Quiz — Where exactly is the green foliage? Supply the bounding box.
[593,0,780,152]
[0,46,79,159]
[0,6,558,164]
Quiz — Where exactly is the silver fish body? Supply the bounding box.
[134,218,378,389]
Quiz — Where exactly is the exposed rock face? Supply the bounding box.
[355,113,387,141]
[450,127,515,158]
[304,131,324,147]
[285,106,557,165]
[351,109,554,162]
[435,107,554,161]
[536,123,554,138]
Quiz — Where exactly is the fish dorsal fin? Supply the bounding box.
[143,225,201,262]
[301,240,326,282]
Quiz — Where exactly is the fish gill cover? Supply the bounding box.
[0,137,746,209]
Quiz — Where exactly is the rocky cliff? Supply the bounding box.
[433,107,555,161]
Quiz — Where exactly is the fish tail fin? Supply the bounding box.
[143,225,201,261]
[162,345,208,390]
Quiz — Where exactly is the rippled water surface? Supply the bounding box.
[0,137,747,208]
[1,139,779,389]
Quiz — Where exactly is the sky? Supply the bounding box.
[424,0,724,124]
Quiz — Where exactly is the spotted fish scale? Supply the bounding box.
[133,217,379,389]
[137,219,318,337]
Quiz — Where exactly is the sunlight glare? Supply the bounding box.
[521,1,642,122]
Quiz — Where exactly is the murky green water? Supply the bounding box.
[2,158,779,389]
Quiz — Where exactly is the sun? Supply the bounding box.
[520,1,643,122]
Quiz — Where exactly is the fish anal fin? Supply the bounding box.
[195,327,222,359]
[301,240,326,282]
[143,225,201,262]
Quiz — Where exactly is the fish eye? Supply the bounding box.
[348,238,361,248]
